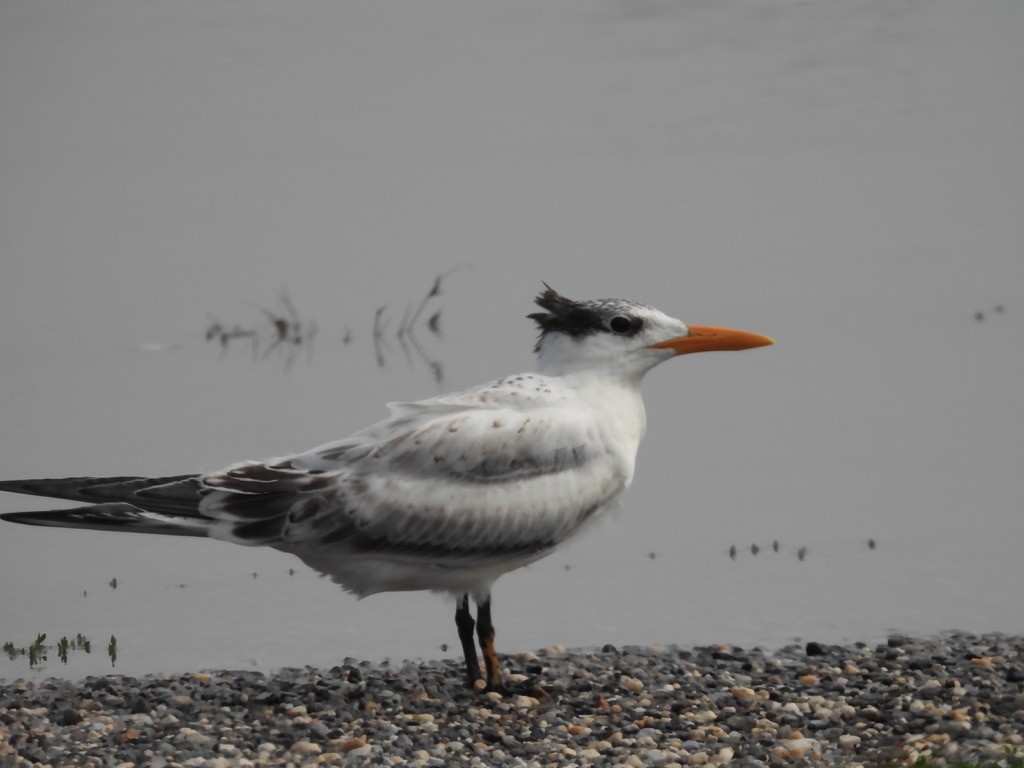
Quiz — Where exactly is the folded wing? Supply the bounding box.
[0,377,632,594]
[202,377,630,562]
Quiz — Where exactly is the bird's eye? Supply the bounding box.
[609,316,639,335]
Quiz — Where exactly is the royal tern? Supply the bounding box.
[0,287,773,691]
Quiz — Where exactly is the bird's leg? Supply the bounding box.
[475,598,504,692]
[455,593,483,690]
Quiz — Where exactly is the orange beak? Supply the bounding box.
[648,325,775,355]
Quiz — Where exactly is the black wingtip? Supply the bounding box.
[0,476,144,501]
[0,478,39,495]
[0,504,208,537]
[0,506,118,530]
[0,475,203,518]
[0,510,38,525]
[0,509,94,529]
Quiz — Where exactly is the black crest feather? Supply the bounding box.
[529,284,611,351]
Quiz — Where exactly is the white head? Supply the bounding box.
[529,286,774,380]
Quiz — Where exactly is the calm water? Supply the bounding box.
[2,0,1022,680]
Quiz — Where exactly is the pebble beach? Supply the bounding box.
[2,633,1022,768]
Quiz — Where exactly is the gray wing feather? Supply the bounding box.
[201,385,630,560]
[1,378,632,572]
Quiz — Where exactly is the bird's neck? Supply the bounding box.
[558,369,648,477]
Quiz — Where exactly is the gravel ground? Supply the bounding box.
[2,633,1023,768]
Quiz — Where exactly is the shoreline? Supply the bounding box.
[2,633,1022,767]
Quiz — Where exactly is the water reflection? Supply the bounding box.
[202,271,461,379]
[373,269,465,383]
[3,632,110,669]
